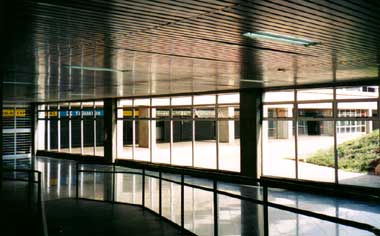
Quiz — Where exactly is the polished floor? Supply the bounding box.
[45,199,186,236]
[0,181,44,236]
[32,156,380,236]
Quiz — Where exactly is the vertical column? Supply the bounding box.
[0,75,3,172]
[218,107,235,143]
[138,107,156,148]
[240,88,263,178]
[116,100,123,159]
[104,98,116,163]
[366,109,373,133]
[31,103,37,169]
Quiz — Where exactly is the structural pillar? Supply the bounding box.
[138,107,156,148]
[116,100,123,158]
[0,74,3,172]
[0,72,3,190]
[104,98,116,163]
[218,107,235,143]
[366,109,373,133]
[31,103,37,169]
[240,88,263,179]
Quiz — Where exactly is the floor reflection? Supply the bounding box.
[35,156,379,236]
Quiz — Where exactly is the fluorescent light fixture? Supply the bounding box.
[67,65,129,73]
[3,81,34,85]
[243,32,320,47]
[240,79,265,83]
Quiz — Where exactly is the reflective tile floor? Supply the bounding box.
[33,156,380,236]
[0,181,43,236]
[45,199,185,236]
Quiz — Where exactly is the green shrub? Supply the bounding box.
[306,130,380,173]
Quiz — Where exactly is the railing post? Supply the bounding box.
[159,171,162,216]
[76,163,79,199]
[181,173,184,230]
[28,170,32,207]
[112,163,116,203]
[263,184,269,236]
[213,179,218,236]
[0,168,3,191]
[142,169,145,207]
[38,172,42,206]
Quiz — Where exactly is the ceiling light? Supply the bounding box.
[3,81,34,85]
[240,79,265,83]
[66,65,130,73]
[243,32,320,47]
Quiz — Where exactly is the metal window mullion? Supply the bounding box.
[57,47,61,152]
[93,102,96,156]
[80,45,84,155]
[132,100,135,160]
[47,108,50,151]
[69,103,72,153]
[80,103,84,155]
[378,86,380,163]
[150,98,153,163]
[191,96,195,167]
[14,106,17,155]
[170,97,173,165]
[294,90,299,179]
[57,105,61,152]
[216,95,219,170]
[333,87,338,184]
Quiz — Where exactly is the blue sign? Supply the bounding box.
[59,110,104,117]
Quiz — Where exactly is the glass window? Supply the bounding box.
[263,120,295,178]
[172,96,191,106]
[134,119,151,162]
[172,120,192,167]
[95,102,104,156]
[218,117,240,172]
[194,106,216,119]
[336,86,378,100]
[152,119,170,164]
[337,102,377,117]
[194,95,216,105]
[298,121,335,182]
[218,93,239,104]
[264,105,293,118]
[263,90,294,103]
[297,88,333,101]
[337,121,380,188]
[298,103,332,118]
[194,120,216,169]
[152,97,170,107]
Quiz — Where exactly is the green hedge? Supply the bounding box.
[306,130,380,173]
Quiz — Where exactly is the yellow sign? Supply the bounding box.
[49,111,58,117]
[123,110,139,117]
[3,109,26,117]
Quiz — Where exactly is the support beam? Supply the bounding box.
[31,103,37,169]
[218,107,235,143]
[0,74,3,172]
[240,88,263,179]
[104,98,116,163]
[138,107,156,148]
[116,101,123,159]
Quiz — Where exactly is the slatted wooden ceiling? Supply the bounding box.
[1,0,380,102]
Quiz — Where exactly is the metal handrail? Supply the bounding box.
[75,163,380,236]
